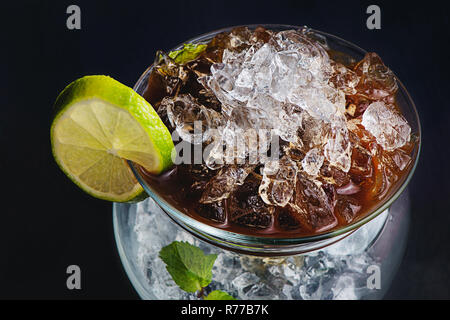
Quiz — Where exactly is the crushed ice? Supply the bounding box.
[199,30,352,170]
[132,197,388,300]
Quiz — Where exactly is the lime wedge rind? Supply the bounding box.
[51,75,174,202]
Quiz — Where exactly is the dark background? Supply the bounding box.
[1,0,449,299]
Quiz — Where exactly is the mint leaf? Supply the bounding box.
[159,241,217,293]
[168,43,207,64]
[204,290,237,300]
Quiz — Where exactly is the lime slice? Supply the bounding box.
[50,75,174,202]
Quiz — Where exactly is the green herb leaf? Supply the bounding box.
[204,290,237,300]
[168,43,207,64]
[159,241,217,293]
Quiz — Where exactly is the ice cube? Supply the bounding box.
[276,208,302,230]
[334,195,361,223]
[276,103,304,143]
[212,251,242,286]
[199,67,242,117]
[259,157,298,207]
[361,101,411,151]
[332,275,357,300]
[354,52,398,100]
[301,148,324,176]
[245,283,279,300]
[197,201,226,223]
[319,163,350,187]
[271,30,331,79]
[145,56,181,106]
[162,94,222,144]
[229,174,274,228]
[289,173,337,232]
[330,62,360,95]
[231,272,260,296]
[348,145,374,183]
[324,116,352,172]
[176,164,216,200]
[388,148,412,171]
[227,26,253,51]
[199,165,254,203]
[297,112,330,151]
[248,43,275,70]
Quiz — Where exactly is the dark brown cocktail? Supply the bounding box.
[136,26,417,238]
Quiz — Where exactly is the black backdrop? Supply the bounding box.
[1,0,449,299]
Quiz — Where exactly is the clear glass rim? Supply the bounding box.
[129,24,422,246]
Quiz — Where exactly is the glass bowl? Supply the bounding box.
[128,24,421,256]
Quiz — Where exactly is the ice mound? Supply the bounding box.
[199,29,351,171]
[154,27,414,231]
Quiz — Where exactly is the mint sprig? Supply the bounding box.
[204,290,236,300]
[168,43,207,64]
[159,241,236,300]
[159,241,217,293]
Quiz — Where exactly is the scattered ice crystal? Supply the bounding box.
[332,275,357,300]
[231,272,260,296]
